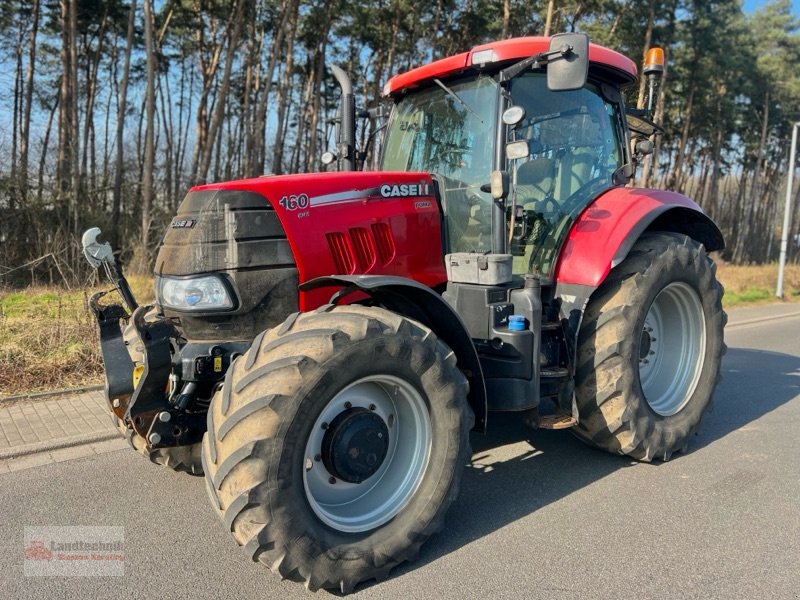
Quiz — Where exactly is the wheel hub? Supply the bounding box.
[639,327,653,360]
[321,407,389,483]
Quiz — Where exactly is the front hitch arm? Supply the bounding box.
[125,307,206,448]
[88,291,135,414]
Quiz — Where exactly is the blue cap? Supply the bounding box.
[508,315,526,331]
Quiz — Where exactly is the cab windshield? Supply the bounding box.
[381,72,623,272]
[381,76,499,253]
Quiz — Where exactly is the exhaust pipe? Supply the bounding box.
[331,65,355,172]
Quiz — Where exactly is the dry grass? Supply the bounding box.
[716,261,800,306]
[0,276,153,396]
[1,263,798,396]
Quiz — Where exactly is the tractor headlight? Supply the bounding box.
[156,275,234,311]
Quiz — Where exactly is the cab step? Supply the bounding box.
[540,367,569,378]
[537,413,577,429]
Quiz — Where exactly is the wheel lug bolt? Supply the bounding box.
[369,404,376,411]
[328,477,336,484]
[649,351,655,356]
[314,454,321,462]
[321,422,328,430]
[344,401,352,409]
[642,359,649,364]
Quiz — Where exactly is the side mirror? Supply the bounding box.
[634,139,654,157]
[490,170,509,200]
[506,140,529,161]
[547,32,589,92]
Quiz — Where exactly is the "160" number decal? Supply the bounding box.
[279,194,309,211]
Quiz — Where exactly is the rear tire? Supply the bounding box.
[202,305,473,592]
[572,232,726,461]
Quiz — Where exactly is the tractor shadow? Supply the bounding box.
[377,346,800,589]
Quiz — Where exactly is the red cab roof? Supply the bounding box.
[384,36,638,96]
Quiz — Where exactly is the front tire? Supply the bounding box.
[202,305,473,592]
[572,232,726,461]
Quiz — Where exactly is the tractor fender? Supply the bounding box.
[551,188,724,429]
[300,275,487,432]
[552,187,724,411]
[555,186,724,288]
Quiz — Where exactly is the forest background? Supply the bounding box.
[1,0,800,286]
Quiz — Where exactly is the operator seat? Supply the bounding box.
[515,157,556,212]
[556,148,596,199]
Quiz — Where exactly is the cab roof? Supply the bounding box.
[383,36,638,96]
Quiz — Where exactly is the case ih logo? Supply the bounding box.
[379,183,431,198]
[171,218,197,229]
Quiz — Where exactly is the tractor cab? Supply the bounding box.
[380,34,636,281]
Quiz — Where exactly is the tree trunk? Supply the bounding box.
[80,9,109,209]
[140,0,156,262]
[666,82,694,190]
[250,0,294,176]
[544,0,555,36]
[111,0,137,250]
[197,0,245,183]
[271,9,299,175]
[38,96,59,204]
[57,0,77,209]
[189,8,226,185]
[11,23,23,209]
[707,93,725,222]
[19,0,40,204]
[636,0,656,108]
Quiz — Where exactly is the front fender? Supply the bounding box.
[301,275,487,432]
[555,187,724,288]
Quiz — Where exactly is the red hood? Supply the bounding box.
[193,171,447,310]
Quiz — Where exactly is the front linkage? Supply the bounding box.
[83,229,206,453]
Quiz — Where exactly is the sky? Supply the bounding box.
[742,0,800,14]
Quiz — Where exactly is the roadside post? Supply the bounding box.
[777,121,800,298]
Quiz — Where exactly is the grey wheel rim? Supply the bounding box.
[303,375,432,533]
[638,282,707,416]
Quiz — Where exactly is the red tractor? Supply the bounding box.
[84,34,725,592]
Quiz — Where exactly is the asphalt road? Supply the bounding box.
[2,304,799,599]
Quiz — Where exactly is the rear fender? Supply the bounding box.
[553,186,725,382]
[555,187,723,289]
[301,275,487,432]
[551,188,724,428]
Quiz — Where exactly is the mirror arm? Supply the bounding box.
[499,45,572,84]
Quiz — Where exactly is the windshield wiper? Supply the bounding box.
[433,78,484,124]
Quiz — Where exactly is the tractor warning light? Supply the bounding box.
[643,47,665,78]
